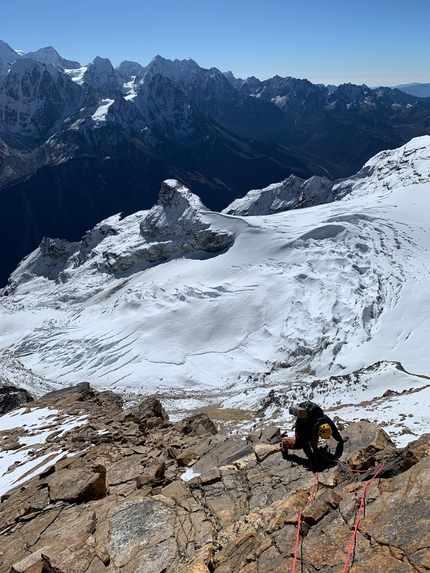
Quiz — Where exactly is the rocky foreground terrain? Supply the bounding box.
[0,384,429,573]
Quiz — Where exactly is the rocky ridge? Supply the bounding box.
[222,175,336,216]
[2,179,234,295]
[223,135,430,216]
[0,386,33,415]
[1,384,429,573]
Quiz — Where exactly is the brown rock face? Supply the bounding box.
[1,386,429,573]
[131,397,169,431]
[48,465,108,503]
[343,420,395,469]
[136,459,166,488]
[178,413,218,437]
[10,551,65,573]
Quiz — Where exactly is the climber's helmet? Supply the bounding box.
[318,423,332,440]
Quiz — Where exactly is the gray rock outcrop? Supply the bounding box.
[0,386,33,415]
[1,385,429,573]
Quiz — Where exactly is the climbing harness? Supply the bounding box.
[290,454,385,573]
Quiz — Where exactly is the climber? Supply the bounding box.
[282,400,346,469]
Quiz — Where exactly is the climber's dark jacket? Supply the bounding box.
[294,403,342,461]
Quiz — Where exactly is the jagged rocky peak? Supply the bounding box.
[145,54,201,82]
[3,180,234,288]
[132,72,200,141]
[2,237,80,293]
[6,56,44,76]
[223,70,236,84]
[140,179,209,238]
[328,82,373,107]
[0,58,81,143]
[82,55,122,95]
[223,174,335,216]
[0,57,35,87]
[36,237,81,278]
[116,59,146,83]
[1,383,430,573]
[0,39,21,63]
[138,179,234,258]
[244,74,262,88]
[156,178,209,211]
[143,56,237,109]
[23,45,81,70]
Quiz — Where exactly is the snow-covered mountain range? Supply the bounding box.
[1,38,430,288]
[1,136,430,444]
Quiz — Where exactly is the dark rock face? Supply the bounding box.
[179,413,218,437]
[0,58,81,146]
[0,385,33,414]
[131,396,170,431]
[1,384,429,573]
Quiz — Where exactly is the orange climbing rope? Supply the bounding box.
[291,470,318,573]
[341,462,385,573]
[291,507,303,573]
[290,455,385,573]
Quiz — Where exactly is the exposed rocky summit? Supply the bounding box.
[2,180,234,295]
[0,384,429,572]
[223,174,336,216]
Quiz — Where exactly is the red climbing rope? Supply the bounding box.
[307,470,318,503]
[291,471,318,573]
[341,463,385,573]
[290,453,385,573]
[318,450,386,571]
[291,507,303,573]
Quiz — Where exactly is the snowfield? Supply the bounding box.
[1,137,430,445]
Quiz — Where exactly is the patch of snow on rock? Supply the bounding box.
[0,406,88,498]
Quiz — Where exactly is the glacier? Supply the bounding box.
[0,137,430,444]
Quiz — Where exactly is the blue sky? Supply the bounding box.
[1,0,429,86]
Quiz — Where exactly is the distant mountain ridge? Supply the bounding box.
[24,45,81,70]
[1,39,430,285]
[394,82,430,98]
